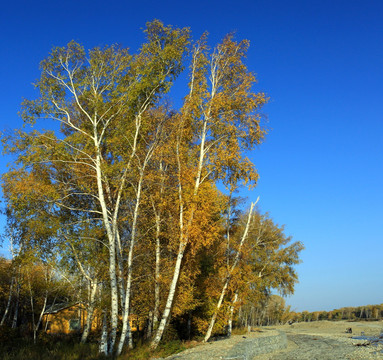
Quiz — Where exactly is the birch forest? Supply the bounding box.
[0,21,303,357]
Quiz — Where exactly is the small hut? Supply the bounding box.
[42,303,141,334]
[42,302,99,334]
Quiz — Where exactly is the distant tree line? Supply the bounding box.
[289,305,383,323]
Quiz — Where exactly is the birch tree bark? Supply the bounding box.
[1,236,17,326]
[227,291,238,337]
[6,24,190,355]
[204,201,256,342]
[3,24,268,352]
[99,311,108,355]
[11,281,20,329]
[151,32,266,349]
[81,280,98,343]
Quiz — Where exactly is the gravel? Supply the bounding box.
[162,330,286,360]
[253,320,383,360]
[161,320,383,360]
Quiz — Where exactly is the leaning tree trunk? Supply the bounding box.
[227,291,238,337]
[150,241,187,349]
[204,201,256,342]
[81,281,98,343]
[117,170,145,355]
[151,115,205,349]
[1,277,14,326]
[33,293,48,344]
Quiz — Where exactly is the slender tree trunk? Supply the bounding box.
[152,161,165,330]
[204,279,229,342]
[204,202,256,342]
[360,307,364,319]
[153,212,161,329]
[95,150,119,353]
[34,293,48,343]
[28,278,37,344]
[150,115,207,349]
[116,231,126,311]
[227,291,238,337]
[12,281,20,329]
[117,135,161,354]
[117,171,145,355]
[99,311,108,355]
[45,295,57,331]
[150,241,187,349]
[147,311,153,340]
[1,277,14,326]
[81,281,98,343]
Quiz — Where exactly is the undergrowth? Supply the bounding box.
[0,334,188,360]
[119,340,187,360]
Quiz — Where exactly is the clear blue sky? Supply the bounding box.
[1,0,382,312]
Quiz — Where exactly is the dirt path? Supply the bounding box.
[258,333,356,359]
[163,330,281,360]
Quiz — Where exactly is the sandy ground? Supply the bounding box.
[163,320,383,360]
[254,320,383,360]
[163,330,280,360]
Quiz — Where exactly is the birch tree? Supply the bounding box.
[204,200,257,342]
[231,213,304,329]
[3,20,189,354]
[1,24,277,350]
[151,33,267,349]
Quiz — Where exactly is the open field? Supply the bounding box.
[254,320,383,360]
[162,320,383,359]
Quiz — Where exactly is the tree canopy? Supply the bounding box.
[1,20,303,356]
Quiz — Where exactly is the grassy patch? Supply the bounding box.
[0,335,192,360]
[0,336,105,360]
[118,340,187,360]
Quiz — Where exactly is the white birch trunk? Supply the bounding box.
[150,103,207,349]
[3,237,17,327]
[204,201,256,342]
[117,171,145,355]
[227,291,238,337]
[152,160,165,330]
[11,281,20,329]
[34,293,48,344]
[150,241,187,349]
[28,277,37,344]
[147,311,153,340]
[81,281,98,343]
[117,131,159,355]
[204,278,229,342]
[94,149,119,353]
[1,276,14,326]
[99,311,108,355]
[116,231,126,311]
[153,213,161,329]
[150,127,190,349]
[45,295,57,331]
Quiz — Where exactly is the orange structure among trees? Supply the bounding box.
[43,303,97,335]
[42,303,141,334]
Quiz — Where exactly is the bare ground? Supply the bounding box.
[254,320,383,360]
[162,329,281,360]
[162,320,383,360]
